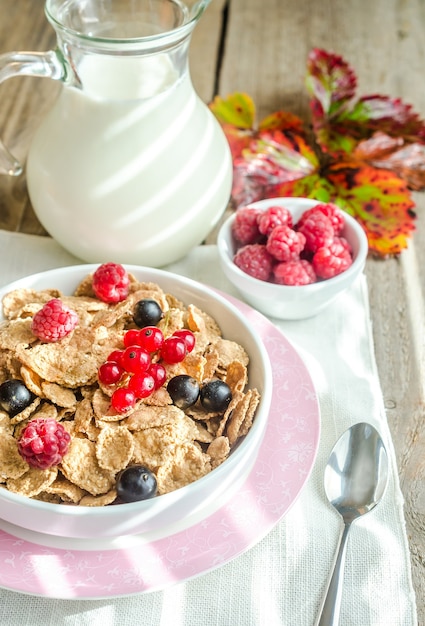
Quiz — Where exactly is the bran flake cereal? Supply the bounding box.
[0,268,261,506]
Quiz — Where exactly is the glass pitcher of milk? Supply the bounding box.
[0,0,232,266]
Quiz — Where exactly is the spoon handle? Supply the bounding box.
[314,522,351,626]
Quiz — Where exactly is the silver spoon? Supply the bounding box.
[314,422,389,626]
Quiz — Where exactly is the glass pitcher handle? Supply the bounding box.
[0,50,66,175]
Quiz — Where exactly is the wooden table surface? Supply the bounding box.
[1,0,425,621]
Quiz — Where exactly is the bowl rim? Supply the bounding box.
[217,197,368,292]
[0,263,273,518]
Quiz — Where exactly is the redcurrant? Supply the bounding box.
[98,361,124,385]
[173,329,196,353]
[148,363,167,389]
[107,349,124,366]
[123,329,142,348]
[160,336,186,364]
[128,372,155,398]
[111,387,136,414]
[137,326,164,353]
[121,346,150,374]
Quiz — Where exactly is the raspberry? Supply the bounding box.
[266,225,306,262]
[31,298,79,343]
[257,205,293,236]
[232,207,263,245]
[92,262,130,303]
[297,212,334,253]
[333,236,352,254]
[298,203,345,234]
[313,237,353,279]
[274,259,316,286]
[233,244,274,281]
[18,418,71,469]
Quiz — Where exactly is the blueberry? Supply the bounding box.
[116,465,157,502]
[133,299,163,328]
[200,380,232,412]
[167,375,200,410]
[0,379,34,417]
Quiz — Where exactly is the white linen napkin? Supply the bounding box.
[0,230,417,626]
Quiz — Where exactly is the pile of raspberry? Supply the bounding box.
[231,202,353,286]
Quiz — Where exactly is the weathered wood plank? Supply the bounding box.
[0,0,57,234]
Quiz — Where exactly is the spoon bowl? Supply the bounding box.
[315,422,389,626]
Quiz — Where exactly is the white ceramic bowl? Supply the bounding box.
[217,197,368,320]
[0,265,272,538]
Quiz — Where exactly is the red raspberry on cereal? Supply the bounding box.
[234,244,274,281]
[232,207,262,245]
[18,418,71,469]
[298,203,345,234]
[266,225,306,262]
[297,212,334,253]
[92,262,130,303]
[31,298,79,343]
[257,205,293,236]
[274,259,316,286]
[313,237,353,279]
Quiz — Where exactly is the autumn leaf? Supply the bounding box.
[209,48,425,256]
[325,162,416,256]
[211,94,317,206]
[209,92,256,129]
[354,132,425,191]
[306,48,425,176]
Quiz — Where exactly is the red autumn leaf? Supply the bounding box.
[259,110,305,133]
[209,93,257,160]
[354,132,425,191]
[231,129,318,207]
[325,162,416,256]
[305,48,356,117]
[347,95,425,141]
[306,48,425,162]
[219,124,253,160]
[209,45,424,257]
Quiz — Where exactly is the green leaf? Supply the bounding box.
[209,93,256,129]
[325,162,416,256]
[305,48,357,117]
[271,173,335,202]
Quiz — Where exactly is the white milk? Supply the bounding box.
[26,54,232,266]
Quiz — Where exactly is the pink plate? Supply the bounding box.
[0,295,320,599]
